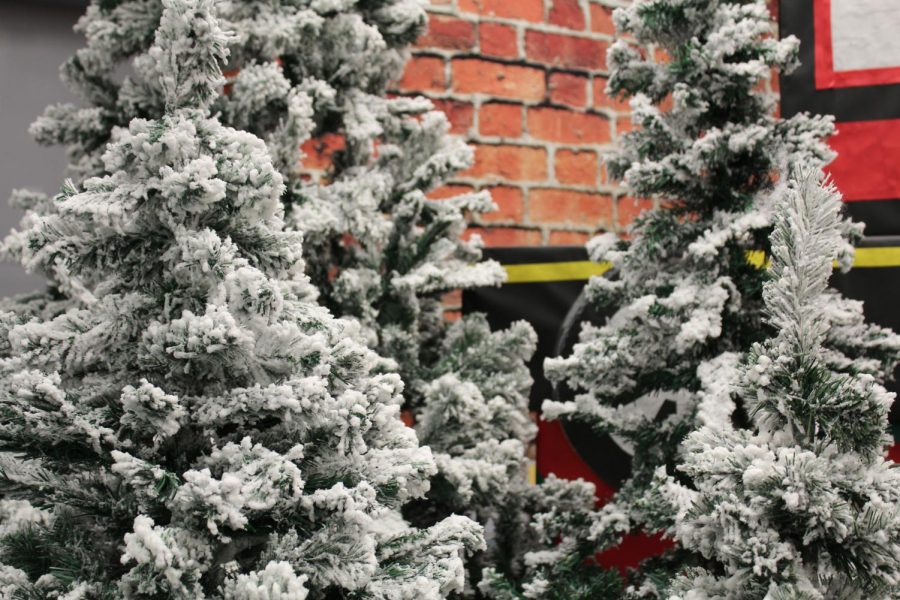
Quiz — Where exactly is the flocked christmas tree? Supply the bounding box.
[0,1,486,597]
[660,169,900,599]
[15,0,514,401]
[2,0,565,594]
[538,0,900,594]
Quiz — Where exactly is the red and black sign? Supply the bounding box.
[781,0,900,235]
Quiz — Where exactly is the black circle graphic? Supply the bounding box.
[550,279,635,489]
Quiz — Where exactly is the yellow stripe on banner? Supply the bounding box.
[500,247,900,285]
[854,246,900,268]
[504,260,612,284]
[746,250,767,269]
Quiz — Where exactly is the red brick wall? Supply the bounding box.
[393,0,646,247]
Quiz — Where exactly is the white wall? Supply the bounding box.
[0,1,86,295]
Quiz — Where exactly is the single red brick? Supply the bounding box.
[417,14,477,51]
[481,186,525,222]
[589,3,616,35]
[549,0,586,30]
[555,149,598,185]
[770,69,781,94]
[654,47,670,64]
[300,133,345,170]
[397,55,446,92]
[527,106,610,144]
[659,93,674,112]
[752,78,768,97]
[462,144,548,181]
[480,22,518,58]
[222,66,240,84]
[617,195,653,229]
[479,102,523,138]
[592,76,630,111]
[526,31,607,70]
[431,98,475,134]
[442,289,463,308]
[549,72,588,107]
[464,226,543,246]
[452,58,545,101]
[549,230,591,245]
[427,184,476,201]
[459,0,544,22]
[616,116,634,135]
[528,188,613,226]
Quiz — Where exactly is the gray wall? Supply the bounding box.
[0,1,86,295]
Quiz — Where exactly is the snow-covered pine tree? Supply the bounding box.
[7,0,556,594]
[660,169,900,599]
[540,0,900,592]
[19,0,511,398]
[0,1,485,597]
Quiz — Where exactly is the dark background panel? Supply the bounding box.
[463,246,590,411]
[463,281,584,410]
[464,246,638,489]
[473,245,588,266]
[845,201,900,237]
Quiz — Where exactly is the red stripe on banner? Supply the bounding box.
[814,0,900,89]
[888,443,900,463]
[597,532,673,574]
[826,120,900,202]
[826,66,900,89]
[536,419,673,572]
[537,419,615,501]
[814,0,835,89]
